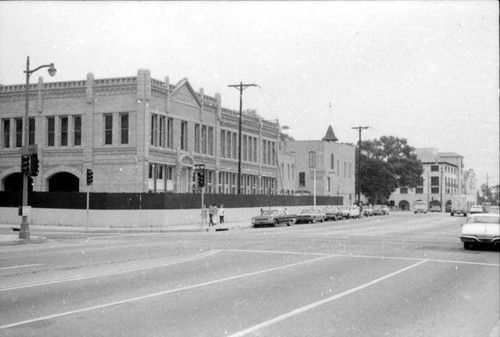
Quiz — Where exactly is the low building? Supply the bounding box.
[282,125,356,205]
[390,147,477,211]
[0,69,280,194]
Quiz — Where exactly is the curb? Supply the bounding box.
[0,236,47,247]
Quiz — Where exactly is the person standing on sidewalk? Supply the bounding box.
[219,204,225,224]
[208,204,215,226]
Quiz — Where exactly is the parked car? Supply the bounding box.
[430,205,441,212]
[382,205,390,215]
[324,207,342,221]
[414,201,428,214]
[347,206,361,219]
[373,205,390,215]
[459,213,499,250]
[470,205,483,214]
[295,208,325,224]
[340,206,350,219]
[251,209,295,227]
[362,206,374,217]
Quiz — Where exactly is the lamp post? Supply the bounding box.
[228,82,258,194]
[19,56,56,239]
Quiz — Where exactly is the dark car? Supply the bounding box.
[251,209,295,227]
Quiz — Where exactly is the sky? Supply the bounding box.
[0,1,498,186]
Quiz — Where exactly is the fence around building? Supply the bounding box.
[0,192,343,228]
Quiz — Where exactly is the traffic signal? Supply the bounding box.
[86,169,93,185]
[197,170,205,188]
[30,153,39,176]
[21,154,30,175]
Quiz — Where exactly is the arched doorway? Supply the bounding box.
[48,172,80,192]
[430,199,442,207]
[3,173,33,192]
[445,200,452,212]
[398,200,410,211]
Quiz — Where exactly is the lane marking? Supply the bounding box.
[222,249,500,267]
[85,232,198,242]
[0,250,219,292]
[0,264,43,271]
[0,254,334,330]
[228,259,429,337]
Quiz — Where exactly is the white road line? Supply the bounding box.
[222,249,500,267]
[228,259,429,337]
[221,248,330,257]
[0,254,334,330]
[0,264,43,271]
[85,232,196,242]
[0,250,219,292]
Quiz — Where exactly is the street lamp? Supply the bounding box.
[228,82,258,194]
[19,56,56,240]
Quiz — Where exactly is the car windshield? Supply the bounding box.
[301,209,314,214]
[261,210,278,216]
[466,215,500,224]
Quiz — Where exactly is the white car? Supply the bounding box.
[469,205,483,214]
[460,213,499,250]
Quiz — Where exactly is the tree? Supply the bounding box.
[358,136,423,204]
[477,183,500,205]
[359,157,398,204]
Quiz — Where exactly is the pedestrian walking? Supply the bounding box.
[219,204,225,223]
[208,204,215,226]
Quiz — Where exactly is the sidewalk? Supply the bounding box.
[0,221,253,246]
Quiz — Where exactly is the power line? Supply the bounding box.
[352,126,369,205]
[228,82,258,194]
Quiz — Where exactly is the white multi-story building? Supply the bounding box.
[390,147,477,211]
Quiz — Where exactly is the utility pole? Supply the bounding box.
[351,126,369,205]
[228,82,258,194]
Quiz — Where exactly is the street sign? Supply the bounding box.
[21,206,31,217]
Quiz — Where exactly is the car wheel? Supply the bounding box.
[273,219,278,227]
[464,242,473,250]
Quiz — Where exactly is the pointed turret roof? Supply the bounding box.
[322,125,338,142]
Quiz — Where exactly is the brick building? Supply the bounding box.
[0,69,280,194]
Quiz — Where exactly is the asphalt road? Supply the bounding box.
[1,213,498,337]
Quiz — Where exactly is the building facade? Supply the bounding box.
[0,70,280,194]
[390,148,477,211]
[282,126,356,205]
